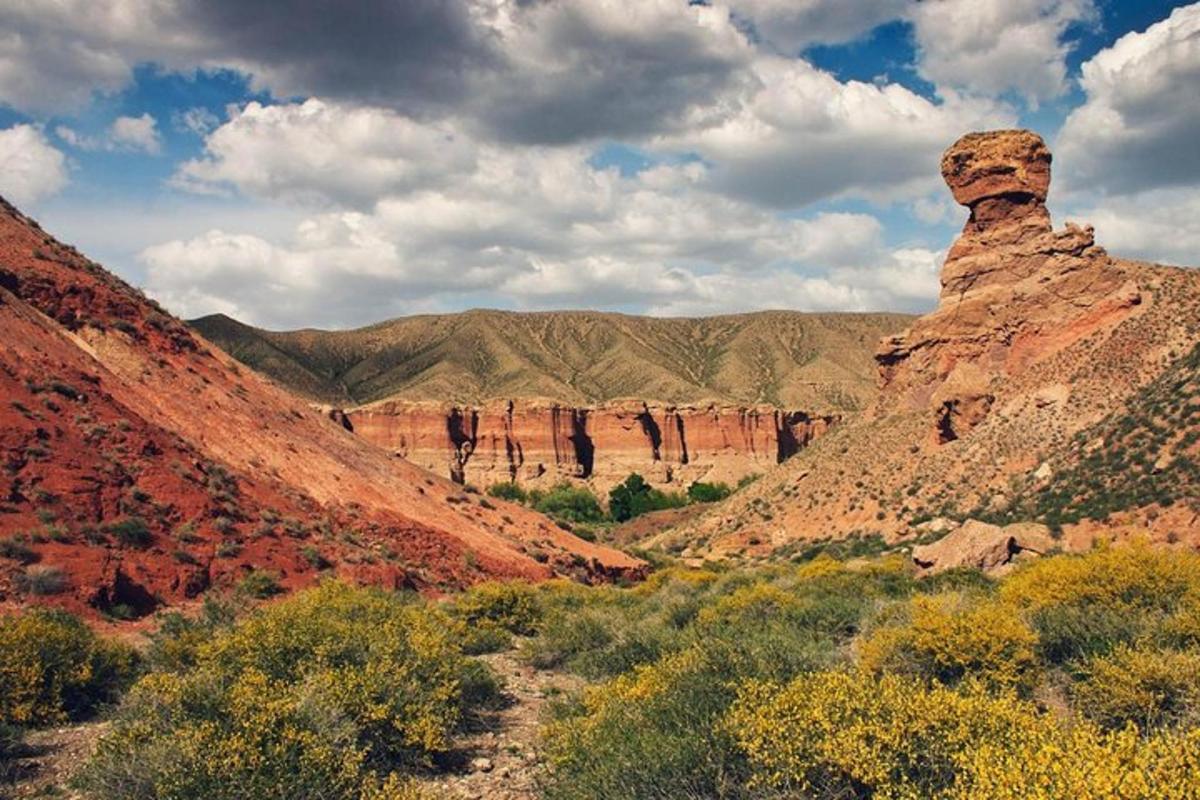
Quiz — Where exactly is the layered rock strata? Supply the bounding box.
[876,129,1142,441]
[346,399,837,491]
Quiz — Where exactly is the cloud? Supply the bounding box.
[465,0,755,144]
[0,124,69,206]
[174,100,476,208]
[1068,188,1200,268]
[0,1,185,113]
[110,114,162,153]
[142,117,940,327]
[910,0,1096,104]
[728,0,910,52]
[656,55,1012,207]
[172,106,220,136]
[1057,3,1200,195]
[56,113,162,154]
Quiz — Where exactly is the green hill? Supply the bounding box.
[190,309,912,410]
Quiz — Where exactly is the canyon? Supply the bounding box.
[342,398,837,492]
[194,309,905,494]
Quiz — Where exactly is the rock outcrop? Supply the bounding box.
[667,128,1200,557]
[346,399,836,492]
[877,129,1142,441]
[912,519,1056,575]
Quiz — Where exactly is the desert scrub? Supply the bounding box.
[728,669,1200,799]
[1073,644,1200,732]
[15,564,69,595]
[452,580,541,635]
[542,647,748,800]
[1001,541,1200,663]
[77,582,494,800]
[0,608,138,726]
[858,593,1041,693]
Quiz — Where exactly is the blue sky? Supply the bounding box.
[0,0,1197,328]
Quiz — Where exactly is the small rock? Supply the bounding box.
[471,757,494,773]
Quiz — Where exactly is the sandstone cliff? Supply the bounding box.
[344,398,837,493]
[666,129,1200,558]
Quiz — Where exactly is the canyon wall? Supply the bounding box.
[343,399,837,492]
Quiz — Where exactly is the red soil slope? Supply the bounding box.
[0,198,643,618]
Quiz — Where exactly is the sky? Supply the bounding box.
[0,0,1197,330]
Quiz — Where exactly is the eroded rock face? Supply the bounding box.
[877,130,1141,439]
[346,399,837,492]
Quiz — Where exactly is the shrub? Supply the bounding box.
[858,594,1040,693]
[0,721,23,784]
[237,570,283,599]
[0,608,138,726]
[729,669,1200,799]
[0,537,38,565]
[453,581,540,635]
[486,482,528,503]
[542,647,746,800]
[78,582,490,800]
[533,483,606,524]
[15,565,69,596]
[687,481,732,504]
[608,473,687,522]
[105,517,153,549]
[1073,645,1200,732]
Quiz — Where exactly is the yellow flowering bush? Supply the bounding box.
[77,581,487,800]
[729,670,1200,800]
[858,594,1040,692]
[452,580,541,635]
[0,608,137,726]
[1073,644,1200,732]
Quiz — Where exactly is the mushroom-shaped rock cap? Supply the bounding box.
[941,130,1051,208]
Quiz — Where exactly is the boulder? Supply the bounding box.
[912,519,1055,575]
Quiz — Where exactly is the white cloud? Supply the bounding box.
[655,55,1012,207]
[174,99,476,208]
[56,113,162,154]
[910,0,1096,104]
[1057,3,1200,195]
[172,106,220,135]
[1068,188,1200,267]
[141,107,942,327]
[110,113,161,153]
[0,124,69,206]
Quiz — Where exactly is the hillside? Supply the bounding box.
[191,309,911,411]
[661,129,1200,559]
[0,197,642,619]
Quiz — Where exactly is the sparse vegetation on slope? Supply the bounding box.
[191,309,910,409]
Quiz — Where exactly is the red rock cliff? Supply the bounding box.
[345,399,837,492]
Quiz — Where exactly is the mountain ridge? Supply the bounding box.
[191,308,913,411]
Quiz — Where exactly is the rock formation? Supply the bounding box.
[911,519,1055,575]
[668,128,1200,557]
[346,399,836,492]
[877,129,1142,441]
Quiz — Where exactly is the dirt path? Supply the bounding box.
[421,648,584,800]
[3,722,105,800]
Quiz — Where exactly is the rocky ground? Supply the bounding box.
[419,647,583,800]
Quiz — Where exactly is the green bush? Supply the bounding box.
[687,481,732,504]
[453,580,541,635]
[0,608,138,726]
[237,570,283,599]
[609,474,687,522]
[533,483,606,524]
[16,565,69,595]
[486,482,528,503]
[105,517,153,549]
[1073,645,1200,732]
